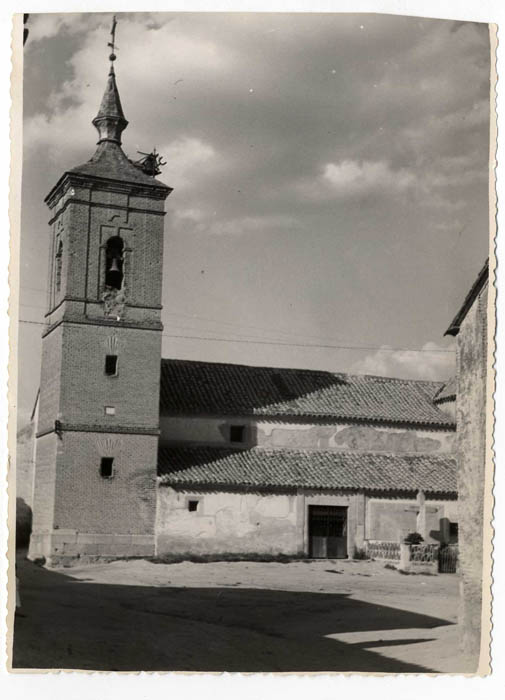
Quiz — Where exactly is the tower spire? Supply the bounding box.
[92,15,128,145]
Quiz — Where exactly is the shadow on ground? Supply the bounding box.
[13,556,454,672]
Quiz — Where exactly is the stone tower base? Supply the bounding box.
[28,530,155,566]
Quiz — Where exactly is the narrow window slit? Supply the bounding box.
[105,355,118,376]
[100,457,114,479]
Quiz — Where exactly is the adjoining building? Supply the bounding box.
[24,30,459,566]
[445,260,490,658]
[156,360,457,558]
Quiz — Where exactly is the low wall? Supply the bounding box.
[366,540,443,574]
[366,540,400,561]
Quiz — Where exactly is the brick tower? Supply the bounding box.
[28,32,171,564]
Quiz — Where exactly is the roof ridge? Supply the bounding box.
[160,356,445,386]
[161,444,455,460]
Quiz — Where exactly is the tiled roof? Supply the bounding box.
[158,446,457,494]
[160,359,454,427]
[68,142,170,190]
[433,377,456,403]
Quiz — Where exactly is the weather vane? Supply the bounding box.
[108,15,118,64]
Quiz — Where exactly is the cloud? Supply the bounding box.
[159,137,222,189]
[323,159,416,194]
[291,159,417,203]
[351,342,456,382]
[25,13,95,43]
[173,211,301,236]
[208,214,301,236]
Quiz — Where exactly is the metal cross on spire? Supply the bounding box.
[107,15,118,67]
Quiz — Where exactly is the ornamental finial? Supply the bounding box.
[107,15,118,70]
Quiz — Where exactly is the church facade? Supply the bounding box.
[26,47,459,566]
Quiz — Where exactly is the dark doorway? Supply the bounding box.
[309,505,348,558]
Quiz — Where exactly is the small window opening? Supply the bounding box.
[55,240,63,292]
[100,457,114,478]
[105,354,118,376]
[105,236,124,290]
[104,406,116,416]
[230,425,245,443]
[188,500,199,512]
[449,522,459,539]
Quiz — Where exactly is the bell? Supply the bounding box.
[108,257,121,273]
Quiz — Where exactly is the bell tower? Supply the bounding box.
[29,20,171,564]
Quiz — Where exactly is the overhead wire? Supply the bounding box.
[17,316,455,355]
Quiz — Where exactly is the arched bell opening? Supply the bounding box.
[105,236,124,290]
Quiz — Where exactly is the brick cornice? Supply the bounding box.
[45,171,171,209]
[37,423,160,439]
[42,316,163,339]
[45,296,163,318]
[47,196,167,225]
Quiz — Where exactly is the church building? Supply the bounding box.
[26,31,459,566]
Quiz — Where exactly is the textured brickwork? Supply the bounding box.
[58,323,161,429]
[53,432,158,535]
[456,281,488,657]
[45,185,165,331]
[29,151,169,563]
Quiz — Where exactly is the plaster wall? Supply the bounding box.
[456,282,488,657]
[159,415,455,453]
[156,488,364,557]
[156,488,301,556]
[365,497,458,543]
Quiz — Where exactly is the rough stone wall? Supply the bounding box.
[159,415,455,453]
[457,282,488,657]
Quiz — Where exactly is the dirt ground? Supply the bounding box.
[11,553,478,673]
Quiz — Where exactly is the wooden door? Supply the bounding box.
[309,505,348,558]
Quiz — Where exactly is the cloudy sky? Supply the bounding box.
[18,11,491,425]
